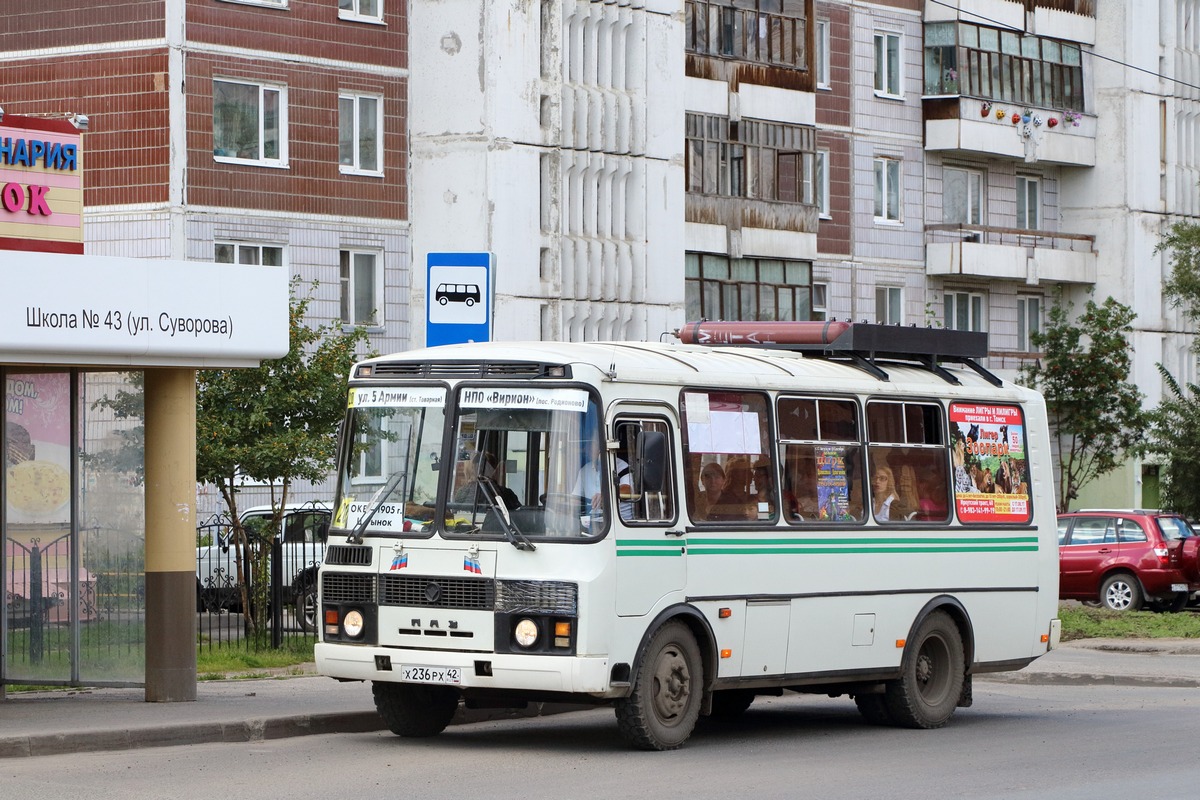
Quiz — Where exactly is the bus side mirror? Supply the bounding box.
[635,430,667,492]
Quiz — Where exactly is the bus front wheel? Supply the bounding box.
[884,611,964,729]
[615,621,703,750]
[372,682,460,738]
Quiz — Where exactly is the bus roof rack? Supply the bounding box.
[673,321,1000,387]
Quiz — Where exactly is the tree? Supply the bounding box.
[1145,221,1200,515]
[1019,295,1145,512]
[196,282,371,634]
[1142,368,1200,518]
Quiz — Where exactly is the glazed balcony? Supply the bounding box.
[925,223,1096,284]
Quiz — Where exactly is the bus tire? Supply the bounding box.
[615,621,703,750]
[854,693,893,726]
[707,689,755,721]
[372,681,460,738]
[884,611,965,729]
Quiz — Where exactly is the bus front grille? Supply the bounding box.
[322,572,377,604]
[379,574,496,610]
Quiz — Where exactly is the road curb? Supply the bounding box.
[976,672,1200,688]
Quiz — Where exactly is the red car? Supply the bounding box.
[1058,510,1200,611]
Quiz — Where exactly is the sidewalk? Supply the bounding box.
[2,638,1199,759]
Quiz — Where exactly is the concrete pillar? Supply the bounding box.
[143,368,197,702]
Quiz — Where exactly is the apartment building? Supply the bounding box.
[1,0,410,512]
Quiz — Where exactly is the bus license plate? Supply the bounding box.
[400,664,462,685]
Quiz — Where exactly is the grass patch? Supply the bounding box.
[196,638,315,680]
[1059,605,1200,641]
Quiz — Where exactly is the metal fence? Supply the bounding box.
[196,513,325,652]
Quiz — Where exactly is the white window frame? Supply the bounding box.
[214,241,285,266]
[812,282,828,321]
[212,78,288,167]
[944,167,984,226]
[1016,175,1040,230]
[874,157,902,223]
[876,285,903,325]
[217,0,287,8]
[815,19,831,90]
[339,93,385,176]
[340,249,383,327]
[816,150,830,218]
[874,31,902,98]
[944,290,987,332]
[338,0,384,23]
[1017,295,1042,352]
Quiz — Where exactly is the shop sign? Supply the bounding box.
[0,114,84,254]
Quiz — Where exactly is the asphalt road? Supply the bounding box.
[3,681,1196,800]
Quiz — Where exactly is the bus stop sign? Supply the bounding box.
[426,252,492,346]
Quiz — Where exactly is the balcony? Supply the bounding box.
[926,223,1095,284]
[924,97,1094,166]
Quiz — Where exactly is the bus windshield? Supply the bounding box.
[334,386,448,535]
[445,386,606,540]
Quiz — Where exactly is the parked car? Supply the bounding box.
[1058,509,1200,611]
[196,503,330,631]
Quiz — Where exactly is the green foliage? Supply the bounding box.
[196,638,315,680]
[1141,368,1200,518]
[1059,604,1200,641]
[84,373,146,483]
[196,281,372,633]
[1019,295,1146,512]
[1158,220,1200,330]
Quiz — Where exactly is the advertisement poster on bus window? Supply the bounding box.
[815,446,856,521]
[949,402,1031,524]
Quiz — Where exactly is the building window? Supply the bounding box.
[683,1,808,70]
[339,94,383,174]
[685,114,817,206]
[944,167,983,225]
[213,79,286,165]
[876,286,903,325]
[340,250,382,326]
[874,31,902,97]
[1016,175,1040,229]
[815,19,830,88]
[815,150,830,217]
[339,0,383,22]
[924,21,1084,110]
[1017,295,1042,352]
[215,242,283,266]
[218,0,287,8]
[944,290,986,332]
[685,254,812,322]
[812,282,828,321]
[874,158,901,222]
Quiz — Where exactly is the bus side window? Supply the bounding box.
[681,390,770,524]
[614,418,676,524]
[778,396,865,524]
[866,401,950,524]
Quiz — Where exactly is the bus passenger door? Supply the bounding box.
[611,412,686,617]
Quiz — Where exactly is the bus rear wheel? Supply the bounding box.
[372,682,460,738]
[615,621,703,750]
[884,611,964,729]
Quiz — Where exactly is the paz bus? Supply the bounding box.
[314,321,1061,750]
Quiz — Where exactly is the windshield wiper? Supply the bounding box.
[477,475,536,551]
[347,471,407,545]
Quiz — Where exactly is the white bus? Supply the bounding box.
[315,321,1061,750]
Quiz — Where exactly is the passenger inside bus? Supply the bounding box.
[870,462,899,521]
[698,460,755,521]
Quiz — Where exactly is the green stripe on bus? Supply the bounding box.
[616,549,685,557]
[684,545,1038,555]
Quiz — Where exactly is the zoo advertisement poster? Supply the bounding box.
[949,402,1031,524]
[5,372,72,524]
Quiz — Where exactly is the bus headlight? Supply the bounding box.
[514,618,539,648]
[343,609,365,638]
